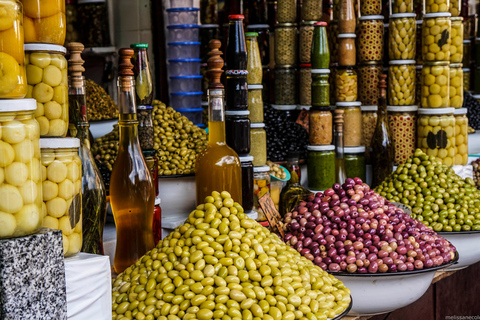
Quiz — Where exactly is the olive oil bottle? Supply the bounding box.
[110,49,155,273]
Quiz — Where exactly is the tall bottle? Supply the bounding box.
[130,43,154,107]
[279,151,311,216]
[66,42,107,255]
[110,48,155,273]
[311,21,330,69]
[334,109,347,184]
[245,32,262,85]
[371,74,394,188]
[195,40,242,204]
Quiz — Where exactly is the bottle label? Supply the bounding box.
[226,70,249,75]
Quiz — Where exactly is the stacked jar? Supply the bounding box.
[449,17,464,108]
[166,4,202,125]
[454,108,468,165]
[246,24,271,105]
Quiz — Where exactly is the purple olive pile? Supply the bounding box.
[283,178,456,274]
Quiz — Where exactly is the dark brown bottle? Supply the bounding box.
[371,74,394,188]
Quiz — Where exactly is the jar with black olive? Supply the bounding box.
[274,66,297,105]
[275,23,298,65]
[299,64,312,106]
[239,155,255,211]
[225,110,251,156]
[311,69,330,108]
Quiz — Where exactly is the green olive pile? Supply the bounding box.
[376,149,480,232]
[112,191,352,320]
[91,124,119,171]
[86,79,119,121]
[153,100,208,176]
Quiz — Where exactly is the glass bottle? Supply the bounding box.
[130,43,154,107]
[246,32,262,84]
[371,74,394,188]
[311,21,330,69]
[66,42,107,255]
[279,151,311,216]
[226,15,247,70]
[195,40,242,204]
[110,49,155,273]
[333,109,347,185]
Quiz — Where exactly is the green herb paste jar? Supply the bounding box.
[307,145,336,191]
[344,146,366,181]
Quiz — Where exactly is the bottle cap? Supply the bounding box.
[315,21,328,26]
[229,14,245,20]
[130,43,149,48]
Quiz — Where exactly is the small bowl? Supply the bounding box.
[168,58,201,76]
[167,24,200,42]
[167,42,201,59]
[170,92,202,109]
[437,230,480,271]
[169,75,202,92]
[166,7,199,25]
[169,0,194,8]
[331,253,458,316]
[270,165,291,182]
[175,107,203,123]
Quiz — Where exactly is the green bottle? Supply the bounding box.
[311,21,330,69]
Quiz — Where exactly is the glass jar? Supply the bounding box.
[77,0,111,47]
[40,138,82,256]
[421,62,450,108]
[307,145,336,191]
[449,63,463,108]
[337,101,362,146]
[425,0,449,13]
[450,0,460,16]
[153,197,161,245]
[361,0,382,15]
[274,66,297,105]
[454,108,468,165]
[388,60,416,106]
[239,155,254,212]
[311,69,330,108]
[0,99,42,239]
[143,150,158,196]
[390,0,414,13]
[357,16,385,62]
[299,64,312,106]
[415,20,423,64]
[225,70,248,111]
[250,123,267,166]
[358,63,383,106]
[463,67,470,91]
[0,0,26,100]
[422,13,452,62]
[450,17,464,63]
[463,40,471,66]
[272,105,297,122]
[270,180,283,210]
[65,0,79,43]
[344,146,366,181]
[309,107,333,145]
[21,0,66,45]
[274,23,297,65]
[302,0,322,20]
[253,165,271,221]
[416,65,422,106]
[200,0,218,24]
[137,106,154,150]
[336,66,357,102]
[338,33,356,66]
[389,13,417,60]
[417,107,456,166]
[277,0,296,23]
[299,21,315,64]
[246,32,263,84]
[247,84,264,123]
[246,24,270,66]
[226,110,251,156]
[387,105,418,165]
[328,20,339,64]
[361,105,378,163]
[338,0,356,33]
[25,44,69,137]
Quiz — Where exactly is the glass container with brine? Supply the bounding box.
[109,49,155,273]
[195,40,242,204]
[131,43,154,107]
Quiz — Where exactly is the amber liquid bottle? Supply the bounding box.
[195,40,242,204]
[371,74,394,188]
[110,49,155,273]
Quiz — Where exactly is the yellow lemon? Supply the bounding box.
[22,0,61,19]
[23,16,37,43]
[34,12,66,45]
[0,52,20,95]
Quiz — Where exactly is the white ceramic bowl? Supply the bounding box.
[438,230,480,271]
[331,255,458,316]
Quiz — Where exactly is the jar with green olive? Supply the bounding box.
[450,0,460,16]
[463,67,470,91]
[357,16,385,62]
[450,17,464,63]
[250,123,267,166]
[299,64,312,106]
[336,66,357,102]
[421,62,450,108]
[422,13,452,62]
[307,145,336,191]
[337,101,362,146]
[390,0,414,13]
[358,63,383,106]
[415,20,423,64]
[416,65,422,106]
[247,84,264,123]
[309,107,333,145]
[277,0,297,23]
[449,63,463,108]
[361,0,382,15]
[302,0,322,20]
[275,23,297,65]
[425,0,449,13]
[417,107,456,166]
[344,146,366,181]
[274,66,297,105]
[387,105,418,165]
[389,13,417,60]
[299,21,316,64]
[454,108,468,165]
[388,60,416,106]
[361,105,377,163]
[311,69,330,108]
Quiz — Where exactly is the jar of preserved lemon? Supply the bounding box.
[0,0,27,99]
[21,0,66,45]
[0,99,43,239]
[450,17,464,63]
[422,13,451,62]
[25,44,68,137]
[390,0,414,13]
[454,108,468,165]
[417,108,455,166]
[421,62,450,108]
[416,65,422,106]
[40,138,82,256]
[449,63,463,108]
[389,13,417,60]
[336,67,357,102]
[424,0,449,13]
[388,60,416,106]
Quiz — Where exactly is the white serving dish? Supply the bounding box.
[438,230,480,271]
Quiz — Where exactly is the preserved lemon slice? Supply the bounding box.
[0,52,20,95]
[22,0,62,19]
[23,16,37,43]
[0,2,15,31]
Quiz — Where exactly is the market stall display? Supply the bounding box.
[85,79,118,121]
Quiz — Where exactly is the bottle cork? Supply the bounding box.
[334,109,344,134]
[118,48,134,91]
[206,39,224,90]
[66,42,85,88]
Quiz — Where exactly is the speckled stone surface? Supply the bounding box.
[0,228,67,320]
